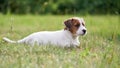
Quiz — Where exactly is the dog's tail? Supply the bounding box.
[3,37,26,44]
[3,37,17,43]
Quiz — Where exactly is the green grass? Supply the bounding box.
[0,14,120,68]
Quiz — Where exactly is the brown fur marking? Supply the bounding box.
[64,18,80,34]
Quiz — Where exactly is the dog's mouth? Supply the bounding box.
[81,33,86,36]
[75,33,86,36]
[83,31,87,35]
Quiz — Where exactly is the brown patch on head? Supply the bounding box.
[64,18,80,34]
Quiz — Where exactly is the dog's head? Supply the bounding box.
[64,17,87,36]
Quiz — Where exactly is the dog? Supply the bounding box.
[3,17,87,47]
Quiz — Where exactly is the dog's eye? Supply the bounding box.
[82,23,85,26]
[75,24,80,27]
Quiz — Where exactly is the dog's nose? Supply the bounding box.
[82,29,86,34]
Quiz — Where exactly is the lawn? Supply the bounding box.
[0,14,119,68]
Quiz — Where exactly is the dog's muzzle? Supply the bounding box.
[82,29,87,35]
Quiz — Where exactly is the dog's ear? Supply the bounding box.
[64,19,73,28]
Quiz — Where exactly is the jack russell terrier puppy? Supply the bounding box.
[3,17,87,47]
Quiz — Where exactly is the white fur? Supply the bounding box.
[3,17,87,47]
[3,30,79,47]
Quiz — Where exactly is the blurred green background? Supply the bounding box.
[0,0,119,15]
